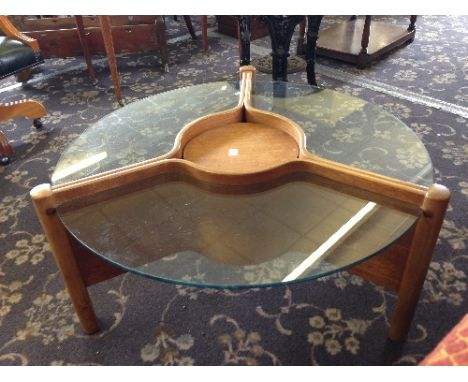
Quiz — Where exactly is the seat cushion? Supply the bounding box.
[0,36,43,79]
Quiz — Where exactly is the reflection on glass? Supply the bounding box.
[51,151,108,183]
[282,201,377,282]
[59,173,418,288]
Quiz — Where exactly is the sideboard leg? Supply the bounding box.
[30,184,99,335]
[388,184,450,341]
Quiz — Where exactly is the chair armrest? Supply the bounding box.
[0,15,40,51]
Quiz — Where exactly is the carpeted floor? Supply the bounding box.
[0,15,467,366]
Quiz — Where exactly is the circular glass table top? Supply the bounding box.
[52,80,433,288]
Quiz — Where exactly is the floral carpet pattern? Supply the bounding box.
[0,16,467,365]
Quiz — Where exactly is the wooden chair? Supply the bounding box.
[0,15,47,165]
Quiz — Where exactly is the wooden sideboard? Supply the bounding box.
[10,16,168,62]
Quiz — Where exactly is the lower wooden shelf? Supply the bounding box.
[316,17,416,68]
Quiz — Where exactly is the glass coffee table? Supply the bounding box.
[30,67,449,342]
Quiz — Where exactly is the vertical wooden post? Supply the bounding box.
[74,15,96,82]
[296,19,306,56]
[183,16,197,40]
[357,15,372,68]
[0,131,14,163]
[408,15,417,32]
[237,16,251,67]
[155,16,169,72]
[98,15,123,106]
[201,16,209,52]
[388,184,450,341]
[305,16,322,86]
[30,184,99,334]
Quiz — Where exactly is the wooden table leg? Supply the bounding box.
[357,15,372,69]
[305,16,322,86]
[388,184,450,341]
[408,16,417,43]
[237,16,251,67]
[155,16,169,72]
[0,131,14,164]
[74,15,96,82]
[408,15,417,32]
[296,19,306,56]
[183,16,197,40]
[30,184,99,334]
[201,16,209,52]
[98,16,123,106]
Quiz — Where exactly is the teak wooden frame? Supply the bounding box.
[30,66,450,341]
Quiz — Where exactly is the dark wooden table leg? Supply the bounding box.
[407,15,417,43]
[357,15,372,69]
[98,16,123,106]
[408,15,417,32]
[155,16,169,72]
[296,19,306,56]
[183,16,197,40]
[237,16,251,66]
[305,16,322,86]
[201,16,209,52]
[74,15,96,82]
[258,16,305,81]
[0,131,14,165]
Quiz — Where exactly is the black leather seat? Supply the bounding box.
[0,36,43,79]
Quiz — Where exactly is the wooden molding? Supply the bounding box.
[0,15,40,51]
[0,100,47,121]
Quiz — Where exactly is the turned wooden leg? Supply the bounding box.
[98,15,123,106]
[75,15,96,81]
[155,16,169,72]
[388,184,450,341]
[30,184,99,334]
[408,15,417,32]
[357,15,372,69]
[201,16,209,52]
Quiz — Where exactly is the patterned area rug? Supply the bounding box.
[0,16,467,366]
[251,55,306,74]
